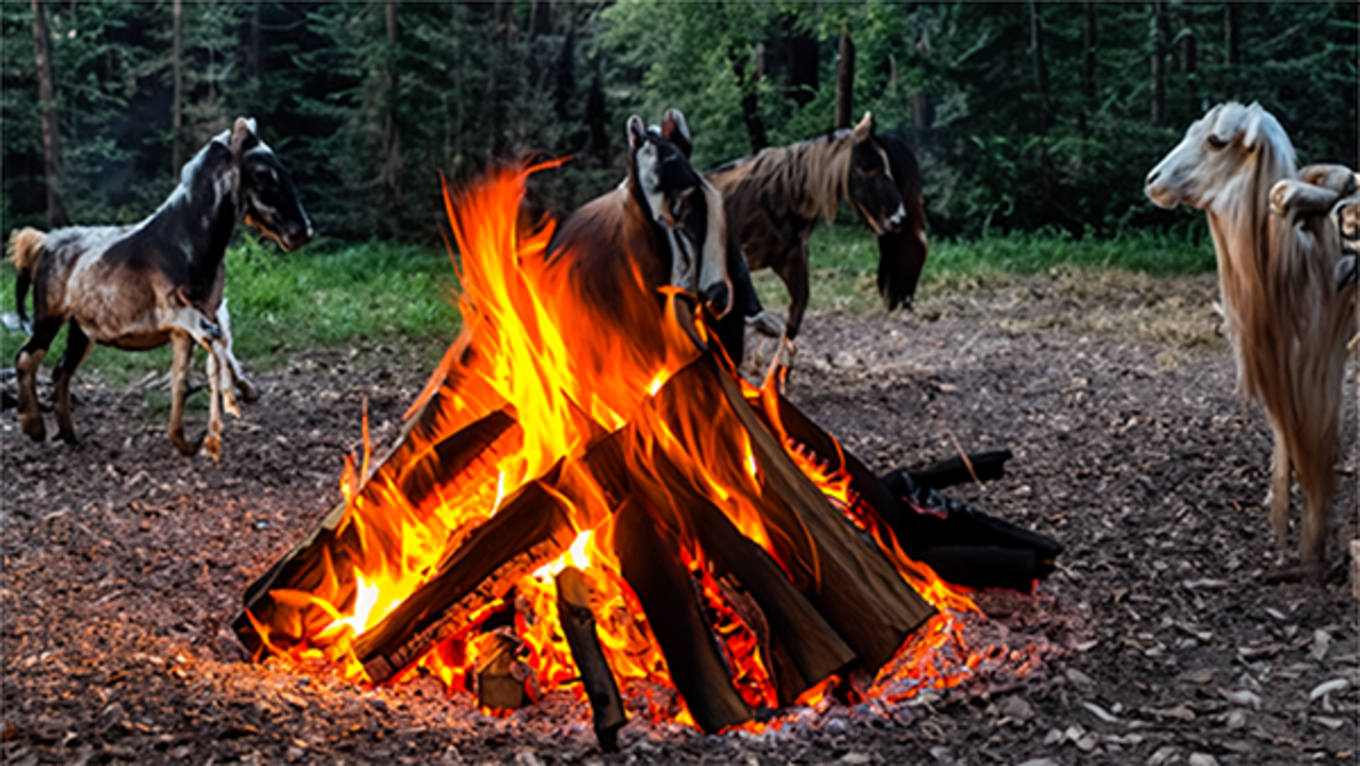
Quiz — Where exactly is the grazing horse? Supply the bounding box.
[705,112,928,341]
[9,117,312,460]
[1146,102,1356,571]
[549,114,732,331]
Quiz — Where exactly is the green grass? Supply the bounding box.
[0,227,1214,383]
[750,225,1217,313]
[0,235,463,384]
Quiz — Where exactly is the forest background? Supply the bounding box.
[4,1,1356,244]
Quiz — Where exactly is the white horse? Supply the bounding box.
[1146,102,1356,572]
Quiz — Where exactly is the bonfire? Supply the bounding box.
[232,162,1061,747]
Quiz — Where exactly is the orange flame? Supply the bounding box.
[248,161,1012,729]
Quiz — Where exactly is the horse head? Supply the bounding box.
[225,118,313,252]
[625,114,732,318]
[1146,102,1297,213]
[845,112,908,236]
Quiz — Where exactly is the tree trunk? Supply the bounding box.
[246,2,261,83]
[383,0,402,224]
[1224,4,1239,66]
[834,23,855,129]
[529,0,553,37]
[1151,0,1167,125]
[31,0,68,228]
[172,0,183,179]
[1028,0,1049,137]
[729,44,767,153]
[788,29,818,108]
[1079,0,1097,134]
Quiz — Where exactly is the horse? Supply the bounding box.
[705,112,928,342]
[1146,102,1356,573]
[548,113,732,335]
[8,117,312,461]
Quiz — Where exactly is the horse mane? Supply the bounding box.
[718,129,855,225]
[1205,103,1351,517]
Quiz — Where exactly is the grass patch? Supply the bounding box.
[0,235,463,384]
[0,226,1213,382]
[750,225,1216,312]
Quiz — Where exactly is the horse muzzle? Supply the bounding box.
[701,280,732,319]
[279,221,314,252]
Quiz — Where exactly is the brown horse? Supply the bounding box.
[705,112,928,341]
[9,117,311,460]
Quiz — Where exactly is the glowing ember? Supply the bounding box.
[237,161,1052,735]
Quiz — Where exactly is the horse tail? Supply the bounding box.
[8,227,46,330]
[875,134,929,311]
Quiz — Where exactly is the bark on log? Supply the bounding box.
[686,357,935,672]
[473,630,526,710]
[556,566,626,751]
[682,492,857,706]
[613,494,753,733]
[233,407,518,656]
[353,479,578,684]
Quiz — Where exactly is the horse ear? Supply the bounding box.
[853,111,875,141]
[626,116,648,153]
[229,117,256,156]
[660,109,693,158]
[1208,102,1246,148]
[1242,103,1267,150]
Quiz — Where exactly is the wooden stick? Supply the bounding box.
[473,630,527,711]
[661,356,934,674]
[613,494,753,733]
[353,479,577,684]
[556,566,626,751]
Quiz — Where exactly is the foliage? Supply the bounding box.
[2,2,1356,241]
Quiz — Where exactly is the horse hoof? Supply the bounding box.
[57,429,80,446]
[170,435,199,456]
[20,414,46,442]
[237,380,260,403]
[1261,562,1325,585]
[204,435,222,462]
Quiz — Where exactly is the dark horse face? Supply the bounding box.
[229,119,313,252]
[846,113,907,236]
[626,115,732,317]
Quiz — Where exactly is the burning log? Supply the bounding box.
[694,357,935,671]
[353,478,578,684]
[472,629,528,711]
[752,382,1061,592]
[556,566,626,751]
[233,406,520,656]
[612,493,754,733]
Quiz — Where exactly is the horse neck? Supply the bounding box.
[155,157,241,294]
[793,131,853,224]
[1206,144,1296,290]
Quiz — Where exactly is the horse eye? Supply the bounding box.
[1206,135,1228,149]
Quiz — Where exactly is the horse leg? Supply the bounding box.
[774,245,810,341]
[168,332,199,456]
[15,317,63,442]
[52,319,92,444]
[202,342,224,462]
[215,300,257,403]
[1267,431,1291,546]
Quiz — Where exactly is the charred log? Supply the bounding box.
[899,449,1014,490]
[353,479,578,684]
[613,494,753,733]
[556,566,626,751]
[233,406,518,657]
[472,629,527,710]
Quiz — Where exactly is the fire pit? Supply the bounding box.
[232,163,1062,747]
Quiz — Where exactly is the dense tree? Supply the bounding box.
[2,2,1355,242]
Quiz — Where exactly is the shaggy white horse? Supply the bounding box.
[1146,102,1356,570]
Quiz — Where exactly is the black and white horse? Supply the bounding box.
[9,117,311,460]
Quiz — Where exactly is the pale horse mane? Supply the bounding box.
[740,129,856,225]
[1147,101,1355,562]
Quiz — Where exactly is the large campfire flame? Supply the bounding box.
[244,162,995,731]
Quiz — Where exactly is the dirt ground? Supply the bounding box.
[3,270,1357,766]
